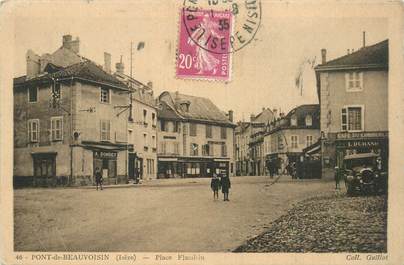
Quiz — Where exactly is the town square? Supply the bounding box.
[2,0,400,260]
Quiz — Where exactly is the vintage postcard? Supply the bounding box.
[0,0,404,265]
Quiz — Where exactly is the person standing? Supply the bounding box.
[95,167,103,191]
[210,174,221,200]
[334,166,341,189]
[220,174,231,201]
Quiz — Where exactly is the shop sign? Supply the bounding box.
[93,151,117,159]
[336,131,388,139]
[336,140,385,149]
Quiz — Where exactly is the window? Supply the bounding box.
[100,120,111,141]
[220,127,227,139]
[28,119,39,142]
[291,135,298,149]
[221,144,227,157]
[277,134,283,150]
[160,120,166,131]
[345,72,363,91]
[190,143,199,156]
[202,144,210,156]
[28,87,37,103]
[190,123,197,136]
[341,106,364,132]
[206,125,212,138]
[100,87,110,103]
[152,113,156,127]
[152,135,156,149]
[51,117,63,141]
[143,110,147,125]
[174,121,180,132]
[290,115,297,126]
[160,142,166,154]
[306,135,313,147]
[143,133,148,146]
[305,115,312,126]
[174,142,179,154]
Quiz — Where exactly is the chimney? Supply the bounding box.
[362,31,366,48]
[104,52,111,74]
[280,112,285,118]
[115,55,125,74]
[321,49,327,64]
[228,110,234,122]
[147,81,153,89]
[26,49,40,79]
[62,35,80,54]
[70,37,80,54]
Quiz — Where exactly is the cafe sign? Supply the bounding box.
[93,151,117,159]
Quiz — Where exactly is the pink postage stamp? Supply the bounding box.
[177,8,232,81]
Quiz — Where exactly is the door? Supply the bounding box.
[33,155,56,186]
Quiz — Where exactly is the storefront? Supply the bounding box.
[157,157,229,178]
[335,131,388,171]
[93,150,117,184]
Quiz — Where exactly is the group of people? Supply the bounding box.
[210,174,231,201]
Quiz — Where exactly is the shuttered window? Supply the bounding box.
[100,120,111,141]
[28,119,40,142]
[51,117,63,141]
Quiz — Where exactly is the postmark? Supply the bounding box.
[176,8,233,81]
[182,0,262,54]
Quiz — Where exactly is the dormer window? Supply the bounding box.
[305,115,312,126]
[290,115,297,126]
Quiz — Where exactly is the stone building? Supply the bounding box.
[156,91,235,178]
[114,61,157,181]
[13,35,134,186]
[235,108,274,176]
[314,39,388,179]
[263,104,320,175]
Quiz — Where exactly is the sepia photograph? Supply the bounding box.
[1,0,403,265]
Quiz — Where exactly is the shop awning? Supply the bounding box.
[81,141,133,151]
[158,157,178,161]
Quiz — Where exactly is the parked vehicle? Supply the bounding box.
[342,153,387,195]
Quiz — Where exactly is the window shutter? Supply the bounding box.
[345,73,350,90]
[341,108,347,131]
[359,72,363,89]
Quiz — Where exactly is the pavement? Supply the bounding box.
[14,176,334,252]
[234,192,387,252]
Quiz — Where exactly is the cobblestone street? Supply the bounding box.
[234,193,387,252]
[14,176,334,252]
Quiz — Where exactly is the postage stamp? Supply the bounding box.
[176,8,233,81]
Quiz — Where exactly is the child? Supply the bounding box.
[210,174,221,200]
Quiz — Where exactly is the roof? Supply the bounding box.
[14,60,128,90]
[315,39,388,71]
[158,91,235,126]
[157,101,182,120]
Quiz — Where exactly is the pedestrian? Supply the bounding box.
[210,174,221,200]
[220,174,231,201]
[95,167,103,191]
[334,166,340,189]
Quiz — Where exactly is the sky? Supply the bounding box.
[12,1,388,122]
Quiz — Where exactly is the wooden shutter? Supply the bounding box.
[341,107,347,131]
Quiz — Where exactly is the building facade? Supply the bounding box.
[315,39,389,179]
[114,64,158,181]
[13,35,135,186]
[263,104,320,176]
[235,108,274,176]
[156,91,235,178]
